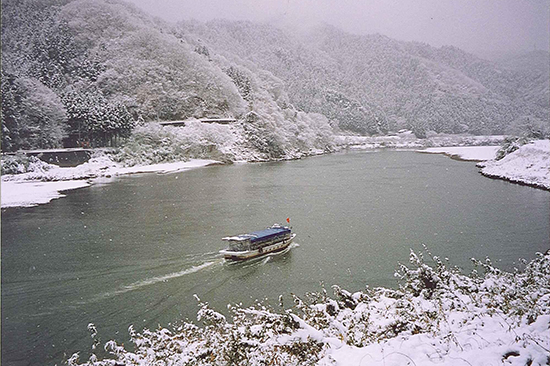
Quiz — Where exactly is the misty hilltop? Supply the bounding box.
[177,20,549,136]
[2,0,549,155]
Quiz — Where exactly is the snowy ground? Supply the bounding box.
[1,158,219,208]
[478,140,550,190]
[419,146,500,161]
[322,314,550,366]
[418,140,550,190]
[1,180,92,208]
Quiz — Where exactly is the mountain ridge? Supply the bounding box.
[2,0,548,154]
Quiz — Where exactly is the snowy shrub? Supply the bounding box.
[69,249,550,366]
[495,136,531,160]
[1,154,56,175]
[506,116,550,140]
[114,122,241,165]
[114,102,335,165]
[1,154,28,175]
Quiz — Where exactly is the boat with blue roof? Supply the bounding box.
[220,224,296,261]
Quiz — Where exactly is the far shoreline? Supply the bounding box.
[1,159,221,209]
[3,137,548,208]
[417,141,550,192]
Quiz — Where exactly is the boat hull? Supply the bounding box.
[220,234,296,261]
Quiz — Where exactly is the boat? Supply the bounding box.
[220,224,296,261]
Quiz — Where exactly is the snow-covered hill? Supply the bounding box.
[2,0,548,156]
[178,21,549,136]
[478,140,550,190]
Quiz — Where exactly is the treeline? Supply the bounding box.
[1,0,548,153]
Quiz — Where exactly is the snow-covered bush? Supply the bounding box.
[1,154,56,175]
[113,121,241,165]
[1,154,28,175]
[114,100,336,165]
[68,249,550,366]
[495,136,531,160]
[506,116,550,140]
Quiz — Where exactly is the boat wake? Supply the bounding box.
[117,261,220,293]
[81,260,222,304]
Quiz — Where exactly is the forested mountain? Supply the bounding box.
[1,0,335,159]
[2,0,548,155]
[179,21,549,136]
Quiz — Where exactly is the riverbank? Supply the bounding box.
[67,249,550,366]
[418,145,501,161]
[337,132,505,150]
[3,135,548,208]
[417,140,550,191]
[1,158,219,208]
[478,140,550,190]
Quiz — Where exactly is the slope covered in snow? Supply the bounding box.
[1,0,336,160]
[478,140,550,190]
[178,20,549,136]
[2,0,548,155]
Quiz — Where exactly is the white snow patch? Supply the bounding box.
[420,146,500,161]
[1,180,91,208]
[322,314,550,366]
[478,140,550,190]
[1,158,220,208]
[114,159,219,175]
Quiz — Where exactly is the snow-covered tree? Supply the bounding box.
[1,72,67,151]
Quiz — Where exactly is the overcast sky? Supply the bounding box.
[126,0,549,59]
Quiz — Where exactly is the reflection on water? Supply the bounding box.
[2,151,549,366]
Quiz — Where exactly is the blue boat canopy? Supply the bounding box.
[223,225,291,243]
[248,227,291,243]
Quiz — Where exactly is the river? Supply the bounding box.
[2,150,549,365]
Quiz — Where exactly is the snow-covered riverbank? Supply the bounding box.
[1,158,219,208]
[418,140,550,190]
[67,249,550,366]
[1,180,93,208]
[419,145,500,161]
[478,140,550,190]
[337,132,505,150]
[3,137,548,208]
